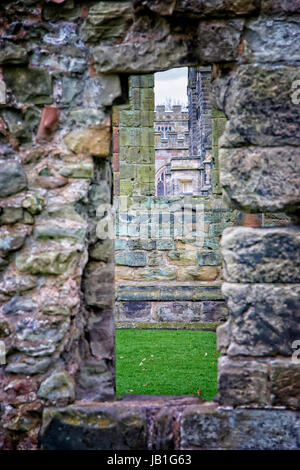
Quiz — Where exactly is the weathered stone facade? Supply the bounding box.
[0,0,299,451]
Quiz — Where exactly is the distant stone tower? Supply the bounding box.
[188,66,213,194]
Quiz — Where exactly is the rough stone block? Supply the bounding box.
[41,405,147,450]
[117,285,223,301]
[220,146,300,213]
[218,356,269,406]
[167,250,198,266]
[80,2,133,42]
[115,266,135,281]
[156,239,175,250]
[0,224,30,256]
[83,262,114,308]
[138,0,260,17]
[216,320,230,354]
[115,251,147,267]
[0,270,38,296]
[114,239,128,250]
[270,359,300,408]
[177,266,219,282]
[33,220,86,244]
[218,64,300,147]
[261,0,300,14]
[181,406,300,450]
[135,267,177,281]
[197,251,222,266]
[128,239,156,251]
[15,247,81,275]
[14,317,70,356]
[38,370,75,404]
[76,360,114,401]
[59,162,94,179]
[64,123,111,157]
[0,160,27,197]
[196,20,243,63]
[153,300,226,323]
[223,283,300,356]
[243,18,300,63]
[222,226,300,283]
[83,75,122,107]
[5,357,53,376]
[0,43,28,65]
[3,67,52,104]
[116,301,151,320]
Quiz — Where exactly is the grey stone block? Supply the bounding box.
[222,226,300,283]
[220,147,300,213]
[223,283,300,356]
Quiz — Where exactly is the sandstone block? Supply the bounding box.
[117,285,223,301]
[177,266,219,282]
[135,267,177,281]
[41,405,147,450]
[80,2,133,42]
[180,406,300,450]
[218,65,300,147]
[220,146,300,212]
[64,123,111,157]
[116,301,151,321]
[76,360,114,401]
[218,356,269,406]
[223,283,300,356]
[270,359,300,408]
[222,226,300,283]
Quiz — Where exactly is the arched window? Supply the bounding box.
[157,180,164,196]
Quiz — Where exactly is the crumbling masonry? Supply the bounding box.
[0,0,300,450]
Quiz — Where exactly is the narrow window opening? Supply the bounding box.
[113,67,231,400]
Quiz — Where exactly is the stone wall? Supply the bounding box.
[0,0,299,450]
[115,194,236,326]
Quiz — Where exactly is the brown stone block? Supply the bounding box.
[270,359,300,409]
[177,266,219,281]
[115,266,135,281]
[218,356,269,406]
[64,119,111,157]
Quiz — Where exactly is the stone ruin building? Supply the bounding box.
[0,0,300,451]
[155,67,213,197]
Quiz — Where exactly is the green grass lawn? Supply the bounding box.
[116,329,219,401]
